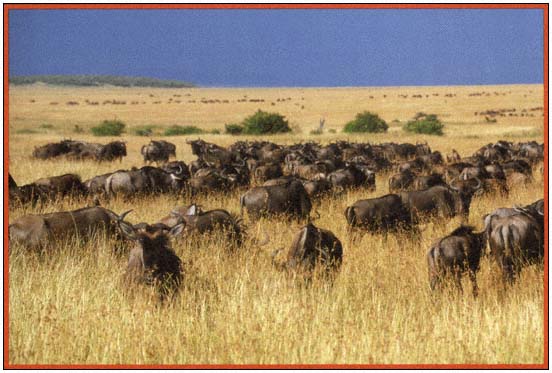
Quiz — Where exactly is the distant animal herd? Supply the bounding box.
[9,137,545,299]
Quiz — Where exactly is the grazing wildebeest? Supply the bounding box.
[400,178,482,222]
[327,164,368,190]
[189,168,233,194]
[9,207,132,250]
[302,177,332,199]
[141,140,176,165]
[159,204,244,246]
[84,171,119,197]
[106,167,186,198]
[388,170,416,193]
[483,199,544,237]
[488,211,543,284]
[253,163,283,183]
[32,142,71,159]
[345,194,412,232]
[97,141,127,162]
[272,222,343,279]
[33,173,86,198]
[426,226,486,297]
[117,216,183,298]
[240,179,312,220]
[187,139,233,167]
[161,161,191,181]
[412,173,446,191]
[8,174,51,206]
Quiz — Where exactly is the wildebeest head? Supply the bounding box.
[118,212,184,296]
[449,177,482,216]
[186,139,206,157]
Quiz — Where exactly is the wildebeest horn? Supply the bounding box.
[177,164,183,174]
[118,209,133,221]
[449,177,459,191]
[472,177,482,190]
[271,248,284,267]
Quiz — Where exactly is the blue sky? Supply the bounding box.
[8,8,544,87]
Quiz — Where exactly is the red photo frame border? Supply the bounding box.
[3,3,548,369]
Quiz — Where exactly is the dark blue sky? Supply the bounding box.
[8,8,544,87]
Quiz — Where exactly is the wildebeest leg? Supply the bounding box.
[468,270,478,298]
[454,269,463,295]
[501,256,515,285]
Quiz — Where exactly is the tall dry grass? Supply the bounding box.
[7,84,545,365]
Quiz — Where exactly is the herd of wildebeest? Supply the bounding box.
[8,137,545,299]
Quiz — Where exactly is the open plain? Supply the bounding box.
[7,84,545,365]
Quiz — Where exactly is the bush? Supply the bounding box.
[39,123,55,129]
[310,128,323,135]
[163,125,204,136]
[403,113,444,136]
[91,120,126,136]
[132,125,156,136]
[328,129,336,134]
[225,123,244,135]
[241,110,291,135]
[210,129,221,135]
[343,111,388,133]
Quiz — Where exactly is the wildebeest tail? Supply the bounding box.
[239,194,246,218]
[345,206,356,226]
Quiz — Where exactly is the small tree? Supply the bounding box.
[91,120,125,136]
[343,111,388,133]
[403,113,444,136]
[241,110,291,135]
[225,123,244,135]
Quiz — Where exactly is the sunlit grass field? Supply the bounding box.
[7,84,545,365]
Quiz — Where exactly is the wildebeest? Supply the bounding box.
[240,179,312,220]
[141,140,176,165]
[252,163,283,183]
[9,207,132,250]
[159,204,244,246]
[33,173,86,198]
[118,216,183,297]
[272,222,343,279]
[426,226,486,297]
[106,166,186,198]
[345,194,412,232]
[97,141,127,162]
[488,211,543,283]
[388,170,415,193]
[161,161,191,181]
[412,173,446,191]
[400,178,481,222]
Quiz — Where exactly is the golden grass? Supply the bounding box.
[7,84,545,365]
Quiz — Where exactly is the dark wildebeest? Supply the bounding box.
[488,210,544,284]
[32,142,71,159]
[117,216,183,298]
[83,171,119,197]
[253,163,283,183]
[345,194,412,232]
[327,164,369,190]
[189,168,234,195]
[399,178,482,222]
[97,141,127,162]
[483,199,544,238]
[240,179,312,220]
[426,226,486,297]
[302,177,332,199]
[412,173,446,191]
[388,170,416,193]
[33,173,86,198]
[9,207,132,250]
[105,167,186,198]
[161,161,191,181]
[158,204,245,246]
[446,149,461,163]
[141,140,176,165]
[8,174,51,206]
[272,222,343,280]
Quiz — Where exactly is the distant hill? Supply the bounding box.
[9,75,196,88]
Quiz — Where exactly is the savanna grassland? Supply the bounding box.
[7,84,546,365]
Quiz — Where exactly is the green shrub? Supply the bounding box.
[210,129,221,135]
[39,123,55,129]
[343,111,388,133]
[225,123,244,135]
[310,128,323,135]
[163,125,204,136]
[16,128,38,134]
[241,110,291,135]
[132,125,156,136]
[328,129,336,134]
[403,113,444,136]
[91,120,126,136]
